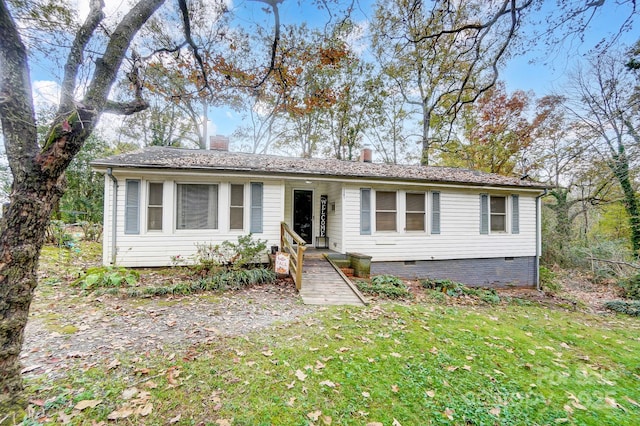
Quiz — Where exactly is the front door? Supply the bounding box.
[293,190,313,244]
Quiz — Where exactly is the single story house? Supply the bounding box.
[91,145,547,287]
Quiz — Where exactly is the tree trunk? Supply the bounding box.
[612,155,640,257]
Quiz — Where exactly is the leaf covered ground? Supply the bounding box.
[17,244,640,425]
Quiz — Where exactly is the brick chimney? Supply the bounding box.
[360,147,372,163]
[209,135,229,151]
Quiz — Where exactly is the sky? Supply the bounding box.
[17,0,640,146]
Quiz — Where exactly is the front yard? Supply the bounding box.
[16,243,640,425]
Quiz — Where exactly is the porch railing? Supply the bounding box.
[280,222,307,290]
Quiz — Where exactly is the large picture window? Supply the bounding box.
[230,184,244,230]
[176,184,218,229]
[147,182,163,231]
[405,193,425,231]
[376,191,397,232]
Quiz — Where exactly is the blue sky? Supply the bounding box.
[21,0,638,142]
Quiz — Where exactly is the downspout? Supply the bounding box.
[107,168,118,265]
[535,189,548,291]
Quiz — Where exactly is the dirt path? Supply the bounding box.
[22,281,317,379]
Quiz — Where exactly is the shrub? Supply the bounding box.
[356,275,410,299]
[75,266,139,290]
[79,221,103,242]
[618,273,640,300]
[191,234,268,274]
[46,219,75,248]
[420,278,501,304]
[539,266,561,295]
[604,300,640,316]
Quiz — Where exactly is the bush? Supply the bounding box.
[604,300,640,316]
[74,266,139,290]
[356,274,410,299]
[618,273,640,300]
[191,234,267,274]
[79,221,103,242]
[539,266,561,295]
[421,278,501,304]
[46,220,75,248]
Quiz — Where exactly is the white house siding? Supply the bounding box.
[325,182,343,252]
[102,171,284,267]
[341,183,538,262]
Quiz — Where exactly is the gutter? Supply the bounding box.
[107,168,118,265]
[535,189,548,290]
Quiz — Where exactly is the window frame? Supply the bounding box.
[405,192,426,232]
[175,182,219,230]
[229,183,245,231]
[375,190,397,232]
[490,195,507,233]
[146,181,163,232]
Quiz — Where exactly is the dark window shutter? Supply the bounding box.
[250,182,263,233]
[125,180,140,234]
[511,194,520,234]
[431,191,441,234]
[480,194,489,235]
[360,188,371,235]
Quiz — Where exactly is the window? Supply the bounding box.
[405,193,425,231]
[360,189,371,235]
[147,182,163,231]
[250,183,263,233]
[125,180,140,234]
[490,196,507,232]
[431,191,441,234]
[376,191,397,231]
[230,184,244,230]
[176,184,218,229]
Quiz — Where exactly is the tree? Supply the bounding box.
[563,50,640,257]
[0,0,283,414]
[440,82,538,175]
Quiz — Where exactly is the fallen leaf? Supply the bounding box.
[262,350,273,357]
[604,397,623,409]
[319,380,336,388]
[362,391,370,398]
[106,359,120,370]
[571,401,587,410]
[286,381,295,389]
[429,347,438,355]
[107,407,133,420]
[215,419,232,426]
[286,397,296,407]
[623,396,640,407]
[136,403,153,416]
[315,360,326,370]
[321,415,333,425]
[426,390,435,398]
[391,384,399,393]
[560,342,571,349]
[390,352,402,358]
[143,380,158,389]
[462,365,472,371]
[74,400,102,411]
[554,418,569,424]
[563,405,574,414]
[528,349,536,355]
[295,369,307,381]
[489,407,501,416]
[443,408,454,420]
[122,388,139,400]
[57,410,74,424]
[446,366,458,372]
[337,347,350,353]
[392,419,402,426]
[366,423,383,426]
[307,410,322,421]
[168,414,181,424]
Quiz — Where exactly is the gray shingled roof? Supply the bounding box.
[91,146,546,189]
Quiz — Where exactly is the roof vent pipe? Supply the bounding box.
[361,147,372,163]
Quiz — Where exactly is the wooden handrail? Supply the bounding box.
[280,222,307,290]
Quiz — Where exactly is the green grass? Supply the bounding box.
[23,303,640,425]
